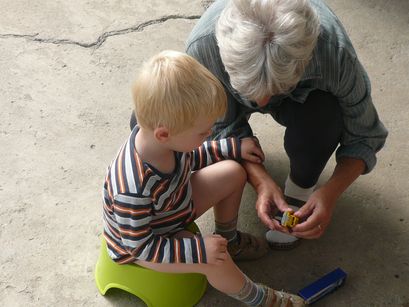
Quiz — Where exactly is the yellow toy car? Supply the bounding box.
[281,211,299,228]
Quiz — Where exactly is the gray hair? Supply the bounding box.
[216,0,320,101]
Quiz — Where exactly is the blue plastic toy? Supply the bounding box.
[298,268,347,304]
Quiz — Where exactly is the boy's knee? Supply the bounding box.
[226,160,247,184]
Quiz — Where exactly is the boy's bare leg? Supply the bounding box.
[190,160,245,222]
[136,256,305,306]
[136,254,245,295]
[136,161,248,293]
[191,160,268,261]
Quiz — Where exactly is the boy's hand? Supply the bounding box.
[204,234,228,265]
[241,137,265,163]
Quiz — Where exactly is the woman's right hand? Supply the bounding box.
[255,179,291,233]
[204,234,228,265]
[242,161,291,232]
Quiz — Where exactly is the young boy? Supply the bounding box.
[102,50,305,307]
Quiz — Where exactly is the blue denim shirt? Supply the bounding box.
[186,0,388,173]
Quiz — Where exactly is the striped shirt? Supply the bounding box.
[186,0,388,174]
[103,126,241,264]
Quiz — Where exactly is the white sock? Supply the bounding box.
[284,175,315,202]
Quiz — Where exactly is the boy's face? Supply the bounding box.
[166,117,214,152]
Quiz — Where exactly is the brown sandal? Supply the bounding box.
[227,231,269,261]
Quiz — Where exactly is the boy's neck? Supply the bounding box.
[134,128,176,174]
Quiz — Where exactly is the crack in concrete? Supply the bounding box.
[0,14,200,49]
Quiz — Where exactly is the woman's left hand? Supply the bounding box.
[291,187,338,239]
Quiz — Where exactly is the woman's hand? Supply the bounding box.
[203,234,228,265]
[242,160,291,232]
[291,186,337,239]
[291,158,364,238]
[240,137,265,163]
[255,179,292,233]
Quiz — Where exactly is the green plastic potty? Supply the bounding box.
[95,223,207,307]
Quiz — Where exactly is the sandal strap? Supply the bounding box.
[259,285,306,307]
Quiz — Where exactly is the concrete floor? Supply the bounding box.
[1,0,408,306]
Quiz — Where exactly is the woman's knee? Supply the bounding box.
[285,91,343,151]
[303,90,343,136]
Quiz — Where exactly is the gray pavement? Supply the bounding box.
[1,0,408,306]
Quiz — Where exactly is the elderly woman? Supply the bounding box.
[185,0,388,248]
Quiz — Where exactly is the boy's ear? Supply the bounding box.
[154,127,170,143]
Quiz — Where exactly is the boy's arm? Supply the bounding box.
[106,193,207,264]
[190,137,241,171]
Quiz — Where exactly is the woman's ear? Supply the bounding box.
[154,126,170,143]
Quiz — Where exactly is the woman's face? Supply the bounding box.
[255,96,271,107]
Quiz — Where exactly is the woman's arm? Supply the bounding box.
[242,160,290,232]
[291,157,365,238]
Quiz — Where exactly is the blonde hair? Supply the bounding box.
[216,0,320,101]
[132,50,227,134]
